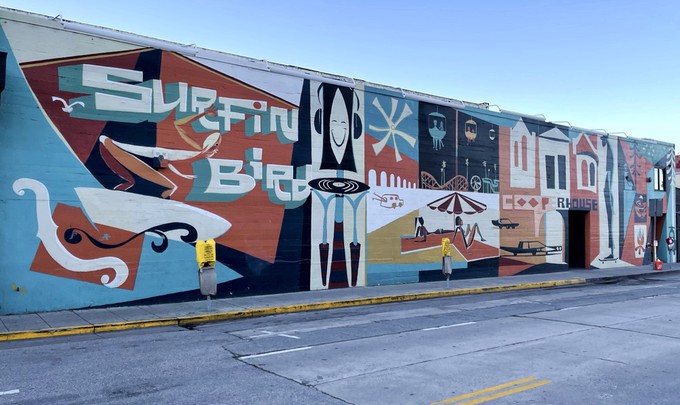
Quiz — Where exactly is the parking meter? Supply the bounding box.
[195,239,217,297]
[442,238,452,287]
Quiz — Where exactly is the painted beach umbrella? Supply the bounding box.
[427,192,487,215]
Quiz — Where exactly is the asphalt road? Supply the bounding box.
[2,273,680,404]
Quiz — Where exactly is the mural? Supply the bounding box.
[0,11,675,314]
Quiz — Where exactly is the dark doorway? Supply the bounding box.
[652,214,665,262]
[568,211,587,268]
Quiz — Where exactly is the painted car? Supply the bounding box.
[501,241,562,256]
[374,193,404,209]
[492,218,519,229]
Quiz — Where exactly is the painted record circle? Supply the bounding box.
[308,177,370,194]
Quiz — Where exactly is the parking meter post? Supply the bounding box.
[441,238,452,288]
[195,239,217,311]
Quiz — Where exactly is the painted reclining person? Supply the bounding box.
[99,104,221,199]
[414,217,453,242]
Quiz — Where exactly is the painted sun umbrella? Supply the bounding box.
[427,192,487,215]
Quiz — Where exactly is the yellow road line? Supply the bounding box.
[432,377,551,405]
[458,380,551,405]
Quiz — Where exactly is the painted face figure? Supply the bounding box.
[330,89,350,165]
[317,83,357,172]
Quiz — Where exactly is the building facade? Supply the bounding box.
[0,8,676,314]
[675,155,680,262]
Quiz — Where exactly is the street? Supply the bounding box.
[2,272,680,404]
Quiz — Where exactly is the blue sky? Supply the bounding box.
[4,0,679,147]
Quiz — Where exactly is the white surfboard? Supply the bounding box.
[75,188,231,241]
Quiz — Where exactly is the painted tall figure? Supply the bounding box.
[309,82,368,289]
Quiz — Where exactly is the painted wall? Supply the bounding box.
[0,10,676,314]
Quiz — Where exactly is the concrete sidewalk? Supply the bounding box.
[2,262,679,342]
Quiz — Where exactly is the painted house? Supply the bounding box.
[0,8,676,314]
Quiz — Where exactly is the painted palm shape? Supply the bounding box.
[635,228,646,256]
[369,97,416,162]
[427,192,487,215]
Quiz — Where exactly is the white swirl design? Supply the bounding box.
[13,178,129,288]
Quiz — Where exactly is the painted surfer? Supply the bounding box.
[99,104,220,199]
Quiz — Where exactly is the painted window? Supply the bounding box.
[589,163,596,186]
[546,155,555,189]
[581,160,589,187]
[521,136,528,171]
[558,155,566,190]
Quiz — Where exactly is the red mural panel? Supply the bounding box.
[30,204,142,290]
[364,147,418,187]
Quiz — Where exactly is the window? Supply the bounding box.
[546,155,555,189]
[589,163,595,186]
[581,161,588,187]
[653,167,666,191]
[521,136,528,171]
[558,155,566,190]
[514,141,519,168]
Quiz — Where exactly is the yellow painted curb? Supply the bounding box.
[94,319,179,333]
[178,277,586,325]
[0,326,95,341]
[1,278,586,341]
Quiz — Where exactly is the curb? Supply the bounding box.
[0,278,585,342]
[177,278,586,326]
[0,319,178,342]
[585,268,680,284]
